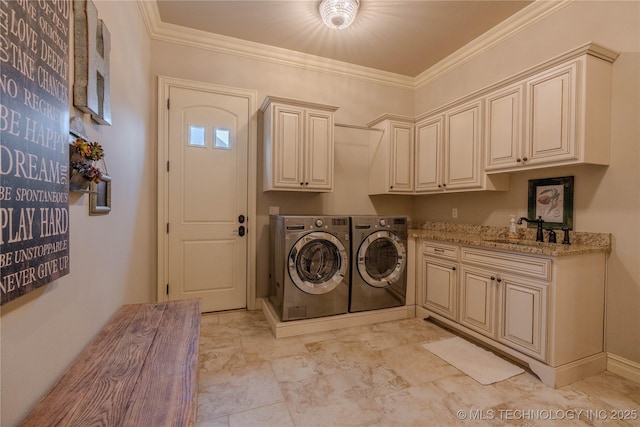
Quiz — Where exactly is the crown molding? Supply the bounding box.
[414,0,574,88]
[138,0,573,91]
[137,1,415,89]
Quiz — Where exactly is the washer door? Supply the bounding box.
[288,232,348,295]
[357,231,406,288]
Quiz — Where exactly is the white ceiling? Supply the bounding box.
[154,0,533,78]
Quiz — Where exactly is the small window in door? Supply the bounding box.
[215,128,231,149]
[188,125,206,147]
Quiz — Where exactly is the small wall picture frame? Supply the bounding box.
[527,176,574,229]
[89,174,111,215]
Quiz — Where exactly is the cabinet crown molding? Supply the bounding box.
[414,42,619,123]
[260,95,339,113]
[367,114,415,128]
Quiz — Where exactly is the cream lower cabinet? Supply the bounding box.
[423,259,458,321]
[421,241,459,321]
[261,96,338,192]
[499,276,547,360]
[459,265,547,361]
[459,266,498,338]
[420,241,459,321]
[417,240,606,388]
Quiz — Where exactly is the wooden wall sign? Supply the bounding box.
[0,0,71,305]
[73,0,111,125]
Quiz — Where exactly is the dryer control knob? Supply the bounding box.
[379,219,387,227]
[315,219,324,228]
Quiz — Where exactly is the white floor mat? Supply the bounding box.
[423,336,524,385]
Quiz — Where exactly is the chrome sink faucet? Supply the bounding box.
[517,216,545,242]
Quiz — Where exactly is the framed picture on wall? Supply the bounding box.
[89,174,111,215]
[527,176,574,229]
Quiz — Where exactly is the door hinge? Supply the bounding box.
[166,223,169,233]
[166,284,169,295]
[167,160,170,172]
[167,98,170,109]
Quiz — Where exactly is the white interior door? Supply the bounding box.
[166,86,249,312]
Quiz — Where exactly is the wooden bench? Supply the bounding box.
[19,299,201,427]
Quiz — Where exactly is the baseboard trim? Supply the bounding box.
[260,298,415,338]
[607,353,640,384]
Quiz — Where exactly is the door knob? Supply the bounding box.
[238,225,245,237]
[238,214,245,224]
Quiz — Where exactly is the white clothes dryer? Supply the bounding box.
[349,216,407,312]
[269,215,350,321]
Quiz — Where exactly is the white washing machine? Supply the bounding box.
[350,216,408,312]
[269,215,350,321]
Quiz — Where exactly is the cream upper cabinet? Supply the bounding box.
[525,61,578,165]
[415,100,509,194]
[261,96,338,192]
[485,45,618,172]
[415,116,443,192]
[368,115,415,194]
[484,83,523,170]
[444,100,484,190]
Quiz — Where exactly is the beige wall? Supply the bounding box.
[2,1,638,424]
[150,41,415,298]
[0,1,154,425]
[413,1,640,364]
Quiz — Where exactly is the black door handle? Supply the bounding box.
[238,225,245,237]
[238,214,245,224]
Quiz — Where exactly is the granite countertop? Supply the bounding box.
[409,221,611,257]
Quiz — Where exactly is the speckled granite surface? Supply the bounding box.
[409,221,610,257]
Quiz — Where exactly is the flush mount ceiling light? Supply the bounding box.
[319,0,360,30]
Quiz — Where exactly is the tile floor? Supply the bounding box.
[195,310,640,427]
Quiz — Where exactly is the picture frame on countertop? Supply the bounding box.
[527,176,574,229]
[89,174,111,215]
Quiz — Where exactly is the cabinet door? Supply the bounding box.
[524,61,578,165]
[305,110,333,190]
[459,266,496,337]
[272,104,305,189]
[389,121,414,192]
[499,276,547,361]
[415,117,443,193]
[444,100,483,189]
[423,257,458,320]
[485,84,523,171]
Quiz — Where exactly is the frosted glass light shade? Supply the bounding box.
[319,0,359,30]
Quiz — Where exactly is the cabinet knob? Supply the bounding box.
[451,266,457,271]
[300,182,304,186]
[522,157,528,162]
[496,278,502,283]
[442,183,446,187]
[305,182,309,186]
[516,158,522,163]
[390,185,394,189]
[490,276,496,281]
[437,184,442,188]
